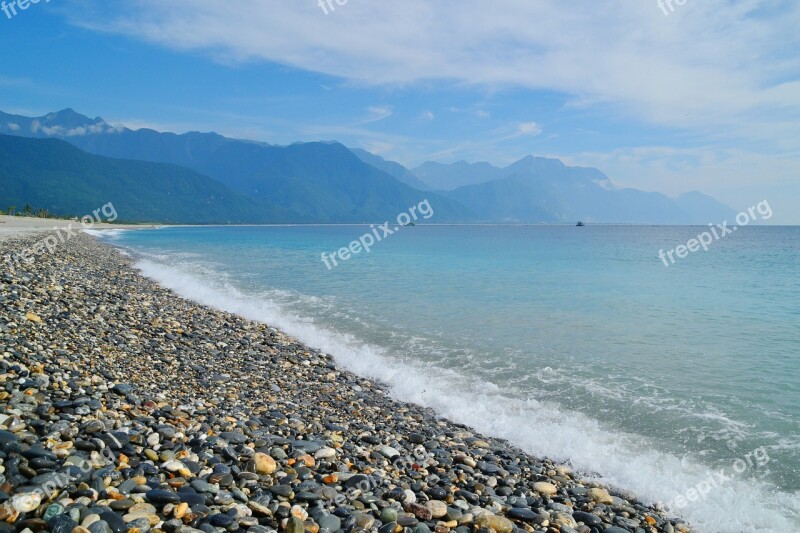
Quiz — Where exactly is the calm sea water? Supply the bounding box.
[94,225,800,533]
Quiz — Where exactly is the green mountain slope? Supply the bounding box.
[0,135,291,223]
[0,110,473,223]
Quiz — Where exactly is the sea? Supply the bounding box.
[90,224,800,533]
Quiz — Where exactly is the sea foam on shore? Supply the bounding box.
[0,233,692,533]
[129,256,799,533]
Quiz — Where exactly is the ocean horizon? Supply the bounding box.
[92,224,800,533]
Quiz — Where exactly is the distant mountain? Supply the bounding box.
[0,110,471,223]
[198,141,475,222]
[672,191,740,224]
[412,160,505,190]
[0,108,122,138]
[413,156,614,191]
[351,148,430,190]
[0,135,290,223]
[442,158,736,224]
[0,109,737,224]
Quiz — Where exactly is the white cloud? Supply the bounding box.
[420,110,434,121]
[362,141,394,156]
[448,107,491,119]
[517,122,542,136]
[62,0,800,146]
[419,122,549,163]
[362,106,393,124]
[32,120,123,137]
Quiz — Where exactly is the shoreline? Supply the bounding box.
[1,216,790,233]
[0,231,692,533]
[0,215,161,240]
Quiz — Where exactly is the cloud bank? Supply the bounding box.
[63,0,799,145]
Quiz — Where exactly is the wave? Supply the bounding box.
[122,252,800,533]
[84,229,128,240]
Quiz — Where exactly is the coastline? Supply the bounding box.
[0,231,691,533]
[0,215,161,240]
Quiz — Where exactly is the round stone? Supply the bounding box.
[145,489,181,504]
[426,500,448,519]
[588,487,614,504]
[533,482,558,497]
[380,507,398,523]
[254,452,277,474]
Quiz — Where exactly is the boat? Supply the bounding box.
[576,221,585,227]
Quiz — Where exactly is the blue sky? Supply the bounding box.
[1,0,798,222]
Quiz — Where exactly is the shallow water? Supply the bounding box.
[93,225,800,533]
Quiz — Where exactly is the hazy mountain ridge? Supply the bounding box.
[404,154,736,224]
[0,109,736,224]
[0,110,472,223]
[412,160,506,190]
[351,148,431,191]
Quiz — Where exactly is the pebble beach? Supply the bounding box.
[0,229,693,533]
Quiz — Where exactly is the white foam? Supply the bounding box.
[134,258,800,533]
[84,229,127,240]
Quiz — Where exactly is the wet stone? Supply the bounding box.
[87,520,113,533]
[209,513,234,527]
[507,508,542,523]
[146,489,182,505]
[0,233,686,533]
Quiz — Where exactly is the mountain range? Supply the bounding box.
[0,135,294,224]
[0,109,736,224]
[434,157,733,224]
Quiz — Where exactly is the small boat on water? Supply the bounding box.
[576,221,585,227]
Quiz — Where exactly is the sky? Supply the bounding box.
[0,0,798,222]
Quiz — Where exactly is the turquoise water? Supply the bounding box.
[96,225,800,532]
